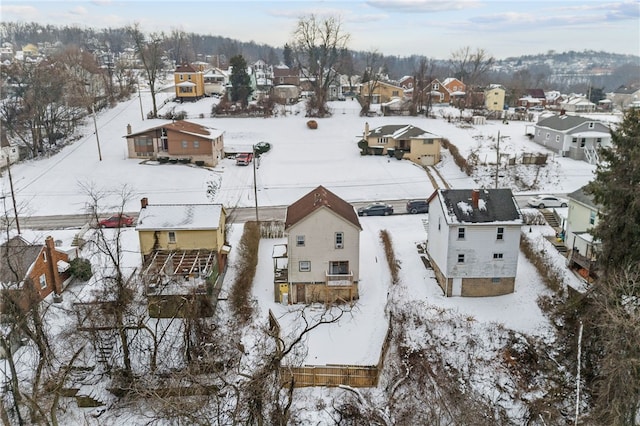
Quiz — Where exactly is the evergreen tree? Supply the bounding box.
[283,43,293,68]
[586,108,640,272]
[229,54,252,107]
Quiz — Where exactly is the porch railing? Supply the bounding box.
[326,271,354,286]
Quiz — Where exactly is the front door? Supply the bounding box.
[296,283,306,303]
[452,278,462,297]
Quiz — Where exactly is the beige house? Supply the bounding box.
[125,120,224,167]
[275,186,362,304]
[360,80,404,104]
[363,123,442,165]
[135,197,229,316]
[565,186,600,279]
[174,63,205,101]
[484,85,506,111]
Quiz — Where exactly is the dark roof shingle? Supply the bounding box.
[285,186,361,230]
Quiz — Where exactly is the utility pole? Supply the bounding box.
[91,105,103,161]
[495,130,500,189]
[6,158,20,234]
[252,145,259,223]
[138,81,145,120]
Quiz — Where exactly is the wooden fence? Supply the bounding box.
[269,309,393,388]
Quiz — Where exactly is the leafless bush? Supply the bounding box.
[229,221,260,323]
[441,138,473,176]
[380,230,400,285]
[519,234,564,295]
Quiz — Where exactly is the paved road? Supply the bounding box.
[11,195,535,230]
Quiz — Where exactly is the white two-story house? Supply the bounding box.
[565,186,601,279]
[279,186,362,304]
[426,189,523,297]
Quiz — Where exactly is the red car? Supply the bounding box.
[98,214,135,228]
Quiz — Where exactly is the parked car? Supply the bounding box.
[357,203,394,216]
[514,106,527,113]
[529,105,544,112]
[98,214,135,228]
[527,195,568,209]
[406,199,429,214]
[236,152,253,166]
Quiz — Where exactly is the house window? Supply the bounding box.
[335,232,344,249]
[39,274,47,289]
[329,261,349,275]
[42,251,47,262]
[377,137,388,144]
[589,211,596,225]
[188,75,192,81]
[182,141,188,149]
[492,277,501,283]
[433,83,439,90]
[392,90,399,96]
[497,227,504,240]
[537,130,541,136]
[596,138,602,143]
[423,140,434,145]
[438,217,441,231]
[493,253,504,260]
[299,261,311,272]
[545,133,550,140]
[296,235,305,246]
[193,141,200,149]
[458,227,465,239]
[168,231,176,243]
[555,135,560,142]
[572,137,577,143]
[580,138,586,148]
[457,254,465,263]
[588,122,594,129]
[179,74,184,81]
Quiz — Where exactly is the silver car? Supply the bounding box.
[527,194,568,208]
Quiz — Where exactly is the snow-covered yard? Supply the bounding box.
[1,90,608,423]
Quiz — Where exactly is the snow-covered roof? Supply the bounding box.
[176,81,196,87]
[434,188,522,224]
[136,204,224,231]
[369,124,440,140]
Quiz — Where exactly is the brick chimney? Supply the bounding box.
[471,189,480,209]
[45,236,63,296]
[141,197,148,209]
[364,122,370,138]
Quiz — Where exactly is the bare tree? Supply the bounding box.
[291,14,350,117]
[80,183,138,381]
[128,24,166,118]
[449,46,494,89]
[360,50,384,116]
[581,264,640,425]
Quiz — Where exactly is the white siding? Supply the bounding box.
[446,224,520,278]
[287,207,360,284]
[426,198,450,273]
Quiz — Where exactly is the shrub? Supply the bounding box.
[357,139,369,155]
[380,230,400,285]
[230,221,260,323]
[195,160,205,167]
[520,234,563,295]
[394,149,405,160]
[158,157,169,164]
[178,158,191,164]
[69,258,92,281]
[442,138,473,176]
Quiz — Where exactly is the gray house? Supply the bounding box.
[532,114,611,164]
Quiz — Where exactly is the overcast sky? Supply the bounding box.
[2,0,639,59]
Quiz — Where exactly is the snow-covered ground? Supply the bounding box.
[1,90,604,422]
